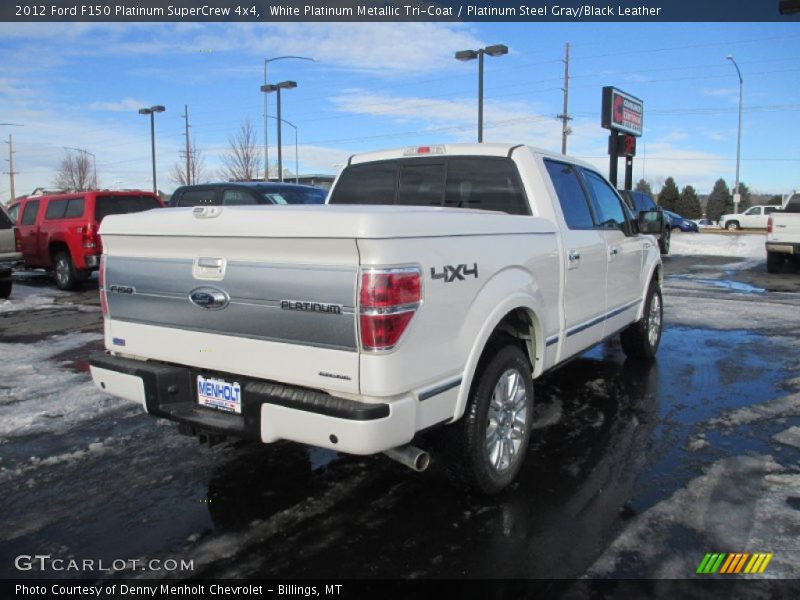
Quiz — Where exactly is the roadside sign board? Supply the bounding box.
[602,87,644,137]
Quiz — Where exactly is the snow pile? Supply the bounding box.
[588,455,800,578]
[669,232,765,258]
[0,332,132,438]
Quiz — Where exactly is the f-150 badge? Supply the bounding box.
[431,263,478,283]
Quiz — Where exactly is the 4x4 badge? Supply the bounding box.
[431,263,478,283]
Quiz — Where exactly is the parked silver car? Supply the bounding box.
[0,205,22,298]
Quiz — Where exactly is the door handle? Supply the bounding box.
[609,247,620,257]
[568,250,581,262]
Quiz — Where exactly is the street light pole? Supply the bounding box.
[260,81,297,182]
[138,105,165,194]
[267,116,299,183]
[727,55,743,214]
[455,44,508,143]
[263,56,316,181]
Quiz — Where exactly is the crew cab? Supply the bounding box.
[88,144,664,493]
[766,194,800,273]
[719,204,780,230]
[14,191,163,290]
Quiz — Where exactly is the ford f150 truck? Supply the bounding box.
[766,193,800,273]
[89,144,664,493]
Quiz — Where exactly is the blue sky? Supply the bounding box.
[0,21,798,200]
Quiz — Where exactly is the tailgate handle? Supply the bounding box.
[198,257,223,268]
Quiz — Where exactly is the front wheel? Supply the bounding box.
[445,342,534,494]
[620,282,663,360]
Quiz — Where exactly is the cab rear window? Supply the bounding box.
[94,195,161,222]
[329,157,529,215]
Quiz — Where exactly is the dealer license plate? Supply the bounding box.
[197,375,242,414]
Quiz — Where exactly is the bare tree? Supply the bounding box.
[220,119,262,182]
[54,149,96,191]
[170,138,208,186]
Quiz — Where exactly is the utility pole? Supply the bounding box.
[181,104,192,185]
[557,42,572,155]
[4,135,17,202]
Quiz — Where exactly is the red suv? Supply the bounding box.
[14,191,163,290]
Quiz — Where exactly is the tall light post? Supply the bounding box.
[454,44,508,143]
[138,105,165,194]
[270,116,299,183]
[263,56,316,180]
[260,81,296,182]
[726,55,743,214]
[64,146,97,190]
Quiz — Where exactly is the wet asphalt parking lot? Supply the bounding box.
[1,245,799,583]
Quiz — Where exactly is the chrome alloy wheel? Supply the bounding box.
[485,368,528,473]
[55,256,70,287]
[648,292,662,348]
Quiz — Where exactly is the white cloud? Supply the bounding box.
[89,98,150,112]
[702,87,736,97]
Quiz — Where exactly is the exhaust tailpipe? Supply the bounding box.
[383,444,430,472]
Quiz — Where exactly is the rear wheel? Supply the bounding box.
[53,250,81,291]
[621,281,663,360]
[766,251,784,274]
[445,341,534,494]
[725,221,740,231]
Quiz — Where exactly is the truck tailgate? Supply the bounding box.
[100,207,360,395]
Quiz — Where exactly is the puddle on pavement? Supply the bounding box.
[670,274,765,293]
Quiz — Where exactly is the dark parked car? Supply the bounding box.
[618,189,670,254]
[169,182,327,207]
[663,210,700,233]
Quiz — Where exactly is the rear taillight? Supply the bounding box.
[14,227,22,252]
[99,255,108,319]
[767,216,773,234]
[359,268,421,351]
[82,222,98,249]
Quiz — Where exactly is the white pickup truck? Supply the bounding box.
[718,204,781,230]
[89,144,664,493]
[766,194,800,273]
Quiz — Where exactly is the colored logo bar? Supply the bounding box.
[696,552,773,574]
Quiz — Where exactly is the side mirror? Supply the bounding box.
[638,210,664,235]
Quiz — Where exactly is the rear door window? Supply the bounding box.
[64,198,85,218]
[94,195,161,222]
[45,199,68,220]
[544,160,595,230]
[20,200,40,226]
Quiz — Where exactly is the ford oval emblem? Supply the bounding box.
[189,287,230,310]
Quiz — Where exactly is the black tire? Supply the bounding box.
[725,221,739,231]
[444,341,534,494]
[659,227,671,255]
[620,282,663,360]
[53,250,80,291]
[0,279,11,299]
[766,251,784,274]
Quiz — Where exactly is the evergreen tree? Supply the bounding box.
[677,185,702,219]
[657,177,680,212]
[734,182,752,211]
[705,178,733,221]
[635,179,652,194]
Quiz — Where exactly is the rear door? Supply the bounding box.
[544,159,608,360]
